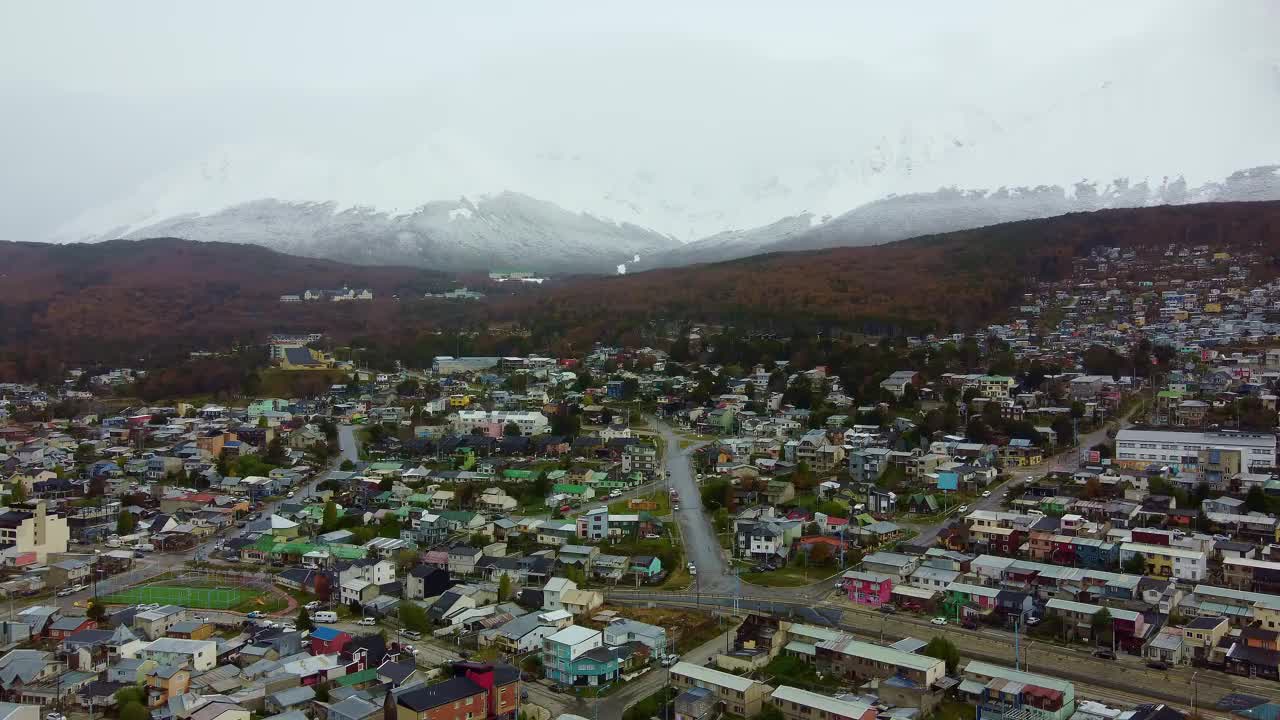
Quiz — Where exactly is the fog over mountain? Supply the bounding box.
[1,2,1277,272]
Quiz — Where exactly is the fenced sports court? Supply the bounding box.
[101,569,280,611]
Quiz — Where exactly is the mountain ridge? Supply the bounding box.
[103,191,681,274]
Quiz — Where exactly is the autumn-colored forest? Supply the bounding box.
[477,200,1280,347]
[1,201,1278,379]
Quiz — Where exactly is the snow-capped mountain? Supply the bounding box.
[107,192,680,273]
[637,166,1280,267]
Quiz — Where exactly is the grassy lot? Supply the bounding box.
[750,655,842,691]
[740,558,842,588]
[609,491,671,516]
[929,700,976,720]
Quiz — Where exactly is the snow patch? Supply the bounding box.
[448,207,474,221]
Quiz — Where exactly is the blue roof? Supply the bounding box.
[310,626,345,641]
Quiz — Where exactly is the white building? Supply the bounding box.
[1114,429,1276,472]
[1120,542,1207,581]
[139,638,217,671]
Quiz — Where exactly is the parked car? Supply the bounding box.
[609,490,622,498]
[962,619,978,630]
[1025,616,1041,626]
[931,617,948,626]
[359,617,378,626]
[1093,649,1116,660]
[1146,660,1169,670]
[399,628,422,640]
[520,672,535,682]
[981,490,992,497]
[246,611,264,619]
[878,605,896,614]
[56,588,75,598]
[304,601,322,610]
[956,505,969,513]
[644,533,662,539]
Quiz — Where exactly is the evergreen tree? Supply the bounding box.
[117,509,137,534]
[296,606,315,632]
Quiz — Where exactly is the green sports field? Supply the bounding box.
[102,584,264,610]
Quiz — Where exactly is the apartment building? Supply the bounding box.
[769,686,876,720]
[962,660,1076,720]
[1119,542,1206,581]
[0,501,69,563]
[669,662,771,718]
[815,635,945,688]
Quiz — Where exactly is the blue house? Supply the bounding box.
[1072,538,1119,570]
[628,555,662,579]
[606,380,625,400]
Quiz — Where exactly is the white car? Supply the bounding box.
[957,505,969,513]
[609,490,622,498]
[689,566,697,576]
[931,617,948,626]
[56,588,75,597]
[644,533,662,539]
[359,617,378,626]
[304,601,322,610]
[981,491,992,498]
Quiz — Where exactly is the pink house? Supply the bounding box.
[841,570,893,607]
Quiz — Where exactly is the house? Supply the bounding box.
[404,566,454,601]
[133,605,186,641]
[840,571,893,608]
[602,619,668,657]
[628,555,662,579]
[139,638,218,672]
[542,625,614,686]
[266,686,317,715]
[669,661,770,718]
[394,662,518,720]
[1181,616,1229,664]
[492,612,565,655]
[146,665,190,708]
[310,626,353,655]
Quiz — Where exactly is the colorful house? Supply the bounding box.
[310,626,353,655]
[942,581,999,619]
[841,571,893,608]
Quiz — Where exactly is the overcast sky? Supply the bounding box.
[2,1,1277,240]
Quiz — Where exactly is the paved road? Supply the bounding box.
[656,421,736,595]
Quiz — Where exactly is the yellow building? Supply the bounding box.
[448,394,473,408]
[278,347,334,370]
[1204,303,1222,313]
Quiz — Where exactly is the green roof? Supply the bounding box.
[504,469,535,479]
[407,494,433,505]
[273,542,319,555]
[546,470,567,480]
[329,544,367,560]
[369,462,403,471]
[438,510,477,523]
[554,483,588,494]
[336,668,379,687]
